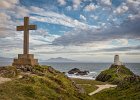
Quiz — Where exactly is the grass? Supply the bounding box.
[93,82,140,100]
[72,64,140,100]
[72,78,140,100]
[0,65,89,100]
[0,66,19,78]
[72,78,107,98]
[0,65,139,100]
[96,65,134,84]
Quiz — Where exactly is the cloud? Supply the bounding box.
[30,9,96,28]
[126,0,140,13]
[52,16,140,46]
[33,44,140,56]
[57,0,66,6]
[115,39,128,46]
[0,0,140,61]
[84,3,97,11]
[0,1,29,38]
[0,12,11,21]
[99,0,112,6]
[14,6,30,18]
[30,6,44,12]
[80,14,86,21]
[66,6,72,11]
[73,0,82,10]
[113,3,129,14]
[90,15,98,20]
[0,12,17,38]
[96,45,140,52]
[0,36,22,51]
[0,0,19,9]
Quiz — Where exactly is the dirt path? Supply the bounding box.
[0,77,11,84]
[88,84,117,96]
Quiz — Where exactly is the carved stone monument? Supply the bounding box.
[12,17,39,66]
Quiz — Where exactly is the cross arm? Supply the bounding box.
[29,25,37,30]
[17,26,24,31]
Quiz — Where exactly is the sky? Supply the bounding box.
[0,0,140,62]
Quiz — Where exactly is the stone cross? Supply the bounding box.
[17,17,37,54]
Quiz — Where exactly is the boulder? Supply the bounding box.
[76,71,89,75]
[68,68,80,74]
[68,68,89,75]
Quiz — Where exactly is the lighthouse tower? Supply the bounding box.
[114,55,123,65]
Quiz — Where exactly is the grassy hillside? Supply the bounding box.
[72,78,106,94]
[93,64,140,100]
[0,65,139,100]
[93,80,140,100]
[0,65,89,100]
[72,76,140,100]
[96,65,134,84]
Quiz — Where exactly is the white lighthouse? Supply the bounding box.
[113,55,123,65]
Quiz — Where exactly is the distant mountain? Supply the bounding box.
[0,57,12,62]
[46,57,76,62]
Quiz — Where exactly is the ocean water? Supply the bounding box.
[1,62,140,80]
[41,62,140,80]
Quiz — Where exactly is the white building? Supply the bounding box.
[113,55,123,65]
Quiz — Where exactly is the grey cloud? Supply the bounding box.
[34,45,140,55]
[52,17,140,46]
[0,28,16,38]
[0,38,22,49]
[96,45,140,52]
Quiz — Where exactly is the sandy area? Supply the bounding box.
[88,84,117,96]
[0,77,11,84]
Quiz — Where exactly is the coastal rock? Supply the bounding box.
[68,68,80,74]
[76,71,89,75]
[68,68,89,75]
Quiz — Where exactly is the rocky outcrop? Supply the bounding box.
[96,65,135,84]
[0,66,18,78]
[96,73,111,82]
[68,68,80,74]
[68,68,89,75]
[76,71,89,75]
[124,75,140,83]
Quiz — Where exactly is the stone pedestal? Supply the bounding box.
[12,54,39,66]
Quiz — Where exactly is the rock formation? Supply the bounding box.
[68,68,89,75]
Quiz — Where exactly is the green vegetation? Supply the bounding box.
[93,81,140,100]
[93,64,140,100]
[72,78,106,93]
[0,65,139,100]
[72,77,140,100]
[96,65,134,84]
[0,66,19,78]
[0,65,89,100]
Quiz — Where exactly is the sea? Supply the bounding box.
[0,62,140,80]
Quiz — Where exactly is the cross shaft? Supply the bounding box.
[17,17,37,54]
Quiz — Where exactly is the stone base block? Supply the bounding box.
[12,54,39,66]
